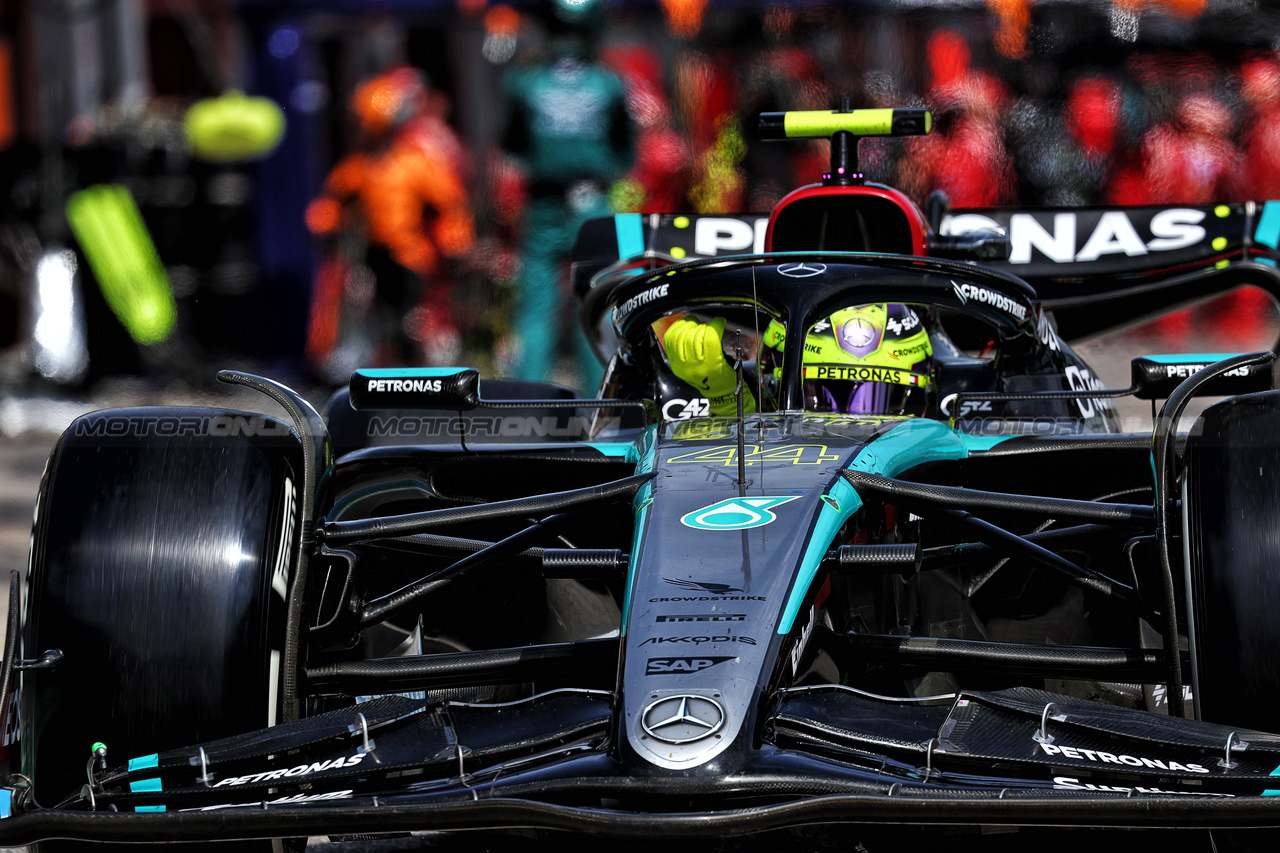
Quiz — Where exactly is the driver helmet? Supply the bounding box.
[786,303,933,416]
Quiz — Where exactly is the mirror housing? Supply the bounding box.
[1131,354,1274,400]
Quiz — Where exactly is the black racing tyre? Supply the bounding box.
[19,407,302,848]
[1186,390,1280,731]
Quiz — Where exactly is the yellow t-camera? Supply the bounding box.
[758,108,932,141]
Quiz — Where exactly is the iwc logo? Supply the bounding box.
[641,694,725,744]
[777,262,827,278]
[681,496,801,530]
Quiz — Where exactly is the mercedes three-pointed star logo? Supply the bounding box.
[641,694,726,744]
[777,262,827,278]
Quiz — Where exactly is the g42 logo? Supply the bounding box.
[939,394,993,417]
[662,397,711,421]
[681,496,801,530]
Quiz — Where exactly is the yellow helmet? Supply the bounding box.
[769,304,933,415]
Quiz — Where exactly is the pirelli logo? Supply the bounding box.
[802,365,930,386]
[656,613,747,623]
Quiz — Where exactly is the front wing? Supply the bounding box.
[4,685,1280,843]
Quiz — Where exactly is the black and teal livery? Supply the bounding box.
[10,107,1280,849]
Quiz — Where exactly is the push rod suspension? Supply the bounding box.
[839,469,1155,525]
[358,511,585,628]
[323,473,653,545]
[845,632,1166,681]
[934,507,1150,617]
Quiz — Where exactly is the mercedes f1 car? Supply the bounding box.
[8,108,1280,850]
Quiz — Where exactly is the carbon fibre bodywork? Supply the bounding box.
[9,112,1280,850]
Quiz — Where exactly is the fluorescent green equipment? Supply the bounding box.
[65,184,177,345]
[185,91,286,163]
[758,106,933,187]
[757,108,931,141]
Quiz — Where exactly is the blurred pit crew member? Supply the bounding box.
[306,66,474,367]
[901,32,1017,208]
[500,0,634,392]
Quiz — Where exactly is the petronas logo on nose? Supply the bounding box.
[681,496,802,530]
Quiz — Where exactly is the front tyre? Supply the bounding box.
[20,407,301,842]
[1185,390,1280,731]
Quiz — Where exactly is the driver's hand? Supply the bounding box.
[663,317,756,415]
[664,316,736,397]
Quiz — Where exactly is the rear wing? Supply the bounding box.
[573,202,1280,359]
[944,202,1280,340]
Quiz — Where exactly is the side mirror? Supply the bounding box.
[926,190,949,233]
[1131,354,1274,400]
[928,227,1011,262]
[349,368,480,410]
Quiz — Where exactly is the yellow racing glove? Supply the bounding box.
[663,316,756,416]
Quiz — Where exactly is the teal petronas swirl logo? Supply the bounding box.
[680,496,802,530]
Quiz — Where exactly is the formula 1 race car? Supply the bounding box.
[8,109,1280,851]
